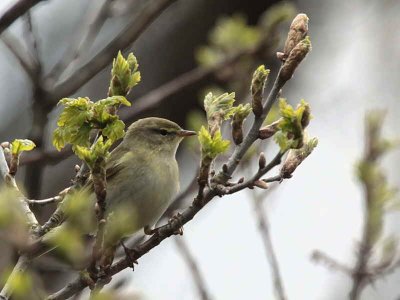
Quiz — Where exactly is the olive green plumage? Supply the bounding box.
[38,118,195,263]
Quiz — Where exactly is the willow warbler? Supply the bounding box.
[32,117,195,263]
[103,117,196,237]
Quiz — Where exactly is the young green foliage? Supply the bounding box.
[52,96,130,155]
[274,98,311,152]
[10,139,36,155]
[204,92,236,136]
[251,65,270,117]
[196,15,260,67]
[108,51,141,97]
[198,126,230,159]
[74,136,112,169]
[231,103,251,144]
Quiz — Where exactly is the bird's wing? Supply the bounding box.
[105,143,128,181]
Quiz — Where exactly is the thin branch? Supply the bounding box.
[51,0,177,99]
[311,250,353,275]
[47,0,114,81]
[23,11,41,71]
[253,193,287,300]
[0,0,45,35]
[1,33,37,81]
[175,237,211,300]
[28,195,62,206]
[222,152,285,195]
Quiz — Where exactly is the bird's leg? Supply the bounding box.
[144,225,156,235]
[120,240,139,269]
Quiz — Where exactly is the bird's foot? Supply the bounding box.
[169,213,184,235]
[144,225,156,235]
[120,241,139,270]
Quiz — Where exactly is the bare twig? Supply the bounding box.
[28,195,63,206]
[222,152,285,194]
[311,250,352,275]
[175,237,211,300]
[51,0,177,99]
[1,33,37,81]
[253,193,287,300]
[23,11,41,71]
[0,0,45,35]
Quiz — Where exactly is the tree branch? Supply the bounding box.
[1,33,37,81]
[175,237,211,300]
[252,192,287,300]
[47,0,114,81]
[0,0,46,35]
[51,0,177,99]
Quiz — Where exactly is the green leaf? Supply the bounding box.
[274,98,311,151]
[10,139,36,155]
[96,96,131,107]
[102,119,125,142]
[109,51,141,96]
[198,126,230,158]
[232,103,252,122]
[204,92,236,121]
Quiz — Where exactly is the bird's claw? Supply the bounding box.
[144,225,156,235]
[120,241,139,269]
[169,213,184,235]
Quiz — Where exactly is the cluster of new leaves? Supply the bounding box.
[198,127,230,160]
[52,96,130,166]
[52,52,140,168]
[274,99,311,152]
[108,51,141,97]
[198,92,236,164]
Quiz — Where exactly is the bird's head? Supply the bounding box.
[124,117,196,156]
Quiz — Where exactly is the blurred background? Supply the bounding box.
[0,0,400,299]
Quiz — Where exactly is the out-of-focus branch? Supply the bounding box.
[0,146,40,300]
[51,0,177,99]
[175,237,211,300]
[0,0,45,35]
[252,192,287,300]
[23,11,41,72]
[47,0,114,81]
[1,33,37,81]
[311,250,352,275]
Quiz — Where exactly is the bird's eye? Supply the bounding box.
[159,129,169,136]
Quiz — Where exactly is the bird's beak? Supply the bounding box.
[177,129,197,137]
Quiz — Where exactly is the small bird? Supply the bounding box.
[104,117,196,237]
[32,117,196,265]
